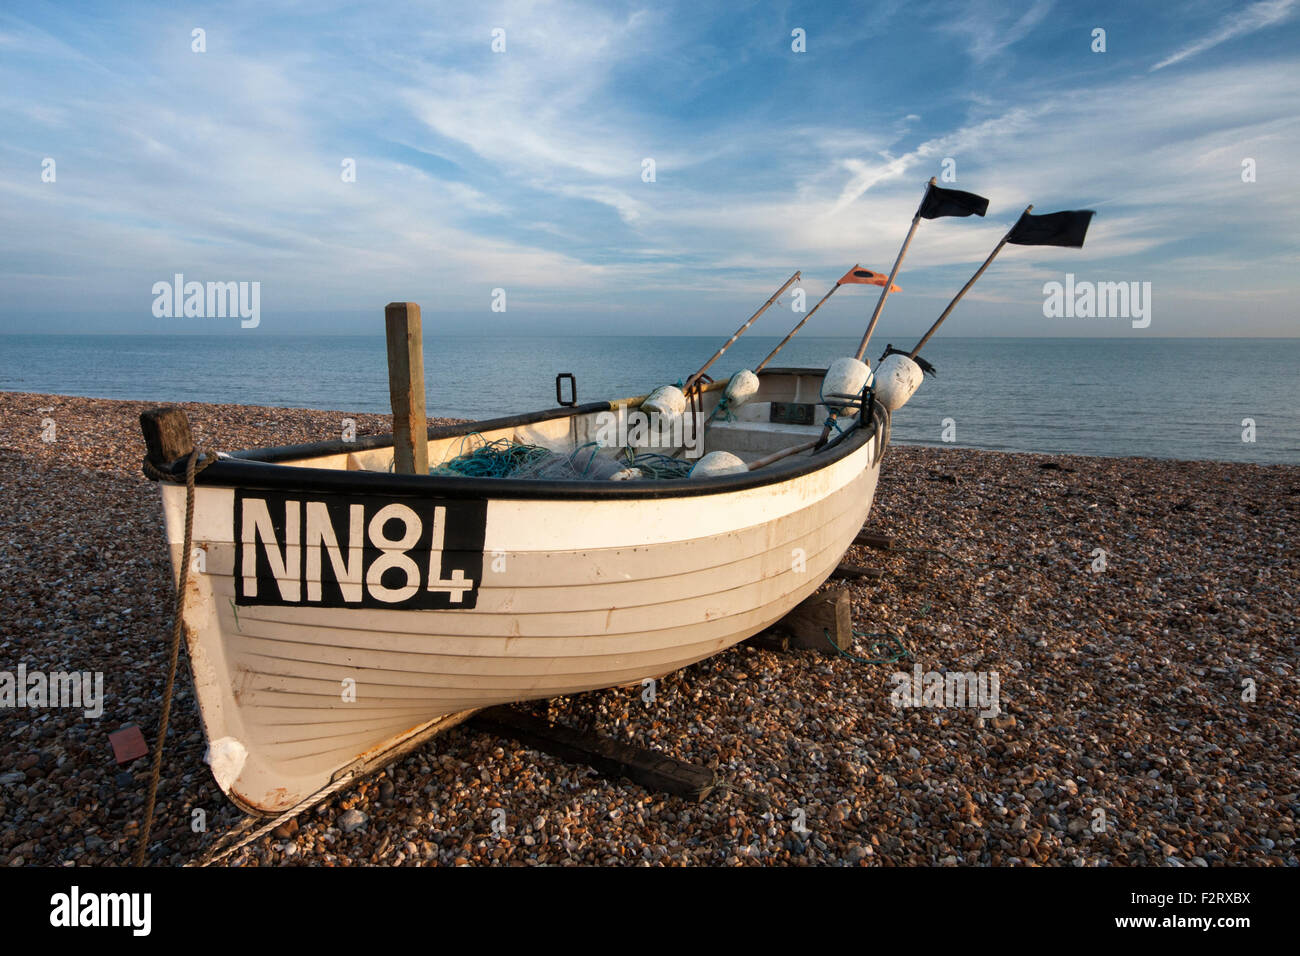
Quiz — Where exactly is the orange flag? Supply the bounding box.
[838,265,900,292]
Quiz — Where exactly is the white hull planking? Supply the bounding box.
[159,421,882,815]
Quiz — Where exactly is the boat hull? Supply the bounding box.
[157,398,885,815]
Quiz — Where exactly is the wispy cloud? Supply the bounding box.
[941,0,1055,63]
[1151,0,1295,71]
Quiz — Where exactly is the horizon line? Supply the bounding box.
[1,331,1298,340]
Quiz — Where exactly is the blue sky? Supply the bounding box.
[1,0,1297,337]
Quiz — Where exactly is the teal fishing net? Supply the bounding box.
[429,437,554,478]
[427,437,693,481]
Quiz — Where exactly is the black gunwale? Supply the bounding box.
[146,368,888,500]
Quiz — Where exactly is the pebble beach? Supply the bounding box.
[0,390,1296,867]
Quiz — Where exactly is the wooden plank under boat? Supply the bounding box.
[142,366,891,816]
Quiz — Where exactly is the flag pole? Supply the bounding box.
[855,176,935,361]
[684,270,801,393]
[908,204,1031,359]
[755,280,844,372]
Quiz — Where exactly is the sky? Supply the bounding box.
[1,0,1297,338]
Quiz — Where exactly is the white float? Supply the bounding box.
[689,450,749,478]
[822,357,873,412]
[641,385,687,418]
[723,369,760,409]
[873,353,924,411]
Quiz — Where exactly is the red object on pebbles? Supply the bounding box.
[109,725,148,764]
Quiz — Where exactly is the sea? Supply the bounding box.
[0,334,1296,465]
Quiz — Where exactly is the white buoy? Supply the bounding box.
[822,357,873,411]
[641,385,687,418]
[689,450,748,478]
[723,369,760,409]
[609,467,643,481]
[873,353,924,411]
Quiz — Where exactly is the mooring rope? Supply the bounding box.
[187,773,359,867]
[134,447,214,866]
[824,627,911,665]
[710,779,772,812]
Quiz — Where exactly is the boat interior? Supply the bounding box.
[179,366,891,497]
[260,368,853,474]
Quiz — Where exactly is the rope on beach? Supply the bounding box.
[824,627,911,665]
[134,446,216,866]
[823,543,1062,669]
[187,770,362,867]
[710,780,773,812]
[188,816,277,868]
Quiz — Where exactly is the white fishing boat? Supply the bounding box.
[137,182,1091,821]
[142,365,891,816]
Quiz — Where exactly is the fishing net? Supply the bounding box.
[623,452,693,480]
[428,437,553,478]
[428,437,693,481]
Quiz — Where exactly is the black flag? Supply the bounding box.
[1006,210,1095,248]
[918,184,990,219]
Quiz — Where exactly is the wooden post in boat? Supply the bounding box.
[384,302,428,474]
[140,406,195,468]
[682,271,801,393]
[855,177,935,361]
[908,205,1031,359]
